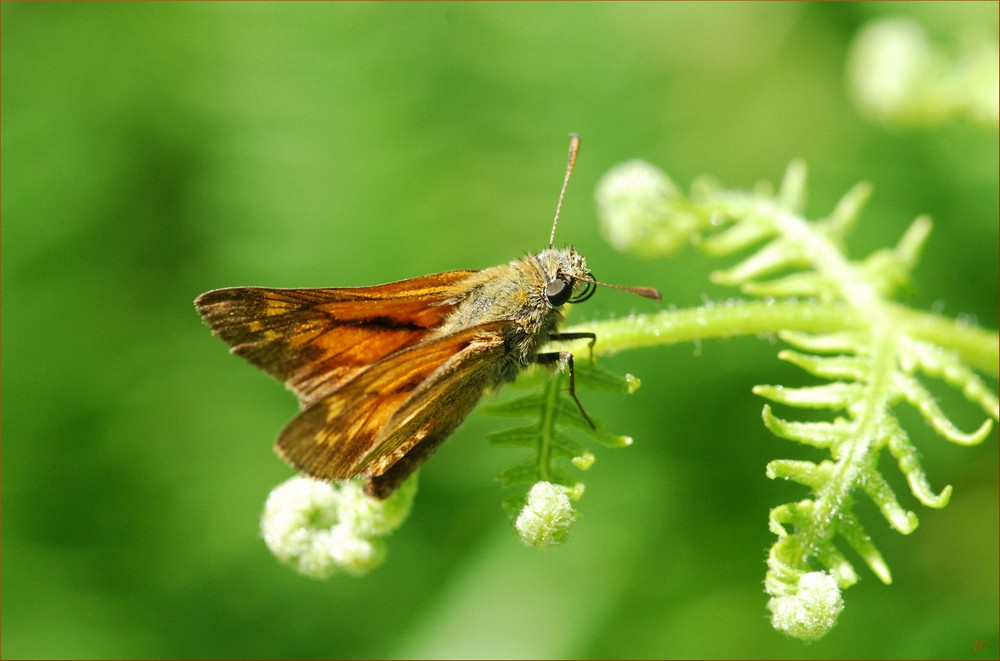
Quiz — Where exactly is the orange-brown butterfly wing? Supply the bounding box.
[275,322,507,487]
[194,270,476,405]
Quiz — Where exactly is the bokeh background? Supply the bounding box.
[3,3,997,659]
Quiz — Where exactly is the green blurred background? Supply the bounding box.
[3,3,997,659]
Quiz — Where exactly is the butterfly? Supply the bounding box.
[195,135,659,498]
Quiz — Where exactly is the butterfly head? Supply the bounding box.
[536,246,596,308]
[541,135,660,307]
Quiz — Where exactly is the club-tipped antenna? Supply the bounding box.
[570,273,662,303]
[549,133,580,249]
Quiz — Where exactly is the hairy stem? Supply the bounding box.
[563,303,998,376]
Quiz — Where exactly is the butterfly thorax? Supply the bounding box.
[429,246,591,380]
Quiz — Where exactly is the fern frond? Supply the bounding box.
[593,159,998,640]
[481,361,639,547]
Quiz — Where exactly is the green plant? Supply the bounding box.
[482,361,639,549]
[846,16,999,128]
[256,156,995,642]
[545,158,997,640]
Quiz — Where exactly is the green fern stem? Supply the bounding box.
[562,302,998,377]
[536,368,565,482]
[811,328,896,548]
[589,158,997,641]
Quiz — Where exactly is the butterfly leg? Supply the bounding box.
[536,350,595,429]
[548,331,597,364]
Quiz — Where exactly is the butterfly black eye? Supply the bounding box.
[545,278,573,306]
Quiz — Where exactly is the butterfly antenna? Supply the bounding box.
[571,274,662,303]
[549,133,581,249]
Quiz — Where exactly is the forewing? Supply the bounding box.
[362,330,506,477]
[275,322,506,482]
[194,270,475,404]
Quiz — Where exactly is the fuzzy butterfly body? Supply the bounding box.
[195,136,659,498]
[195,247,602,497]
